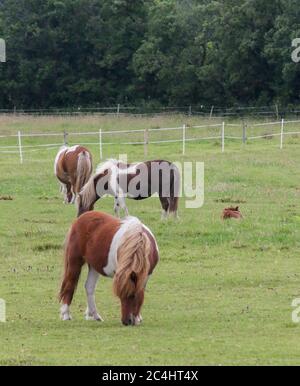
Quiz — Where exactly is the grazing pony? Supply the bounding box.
[77,159,180,219]
[54,145,93,204]
[59,211,159,326]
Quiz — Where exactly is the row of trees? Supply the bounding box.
[0,0,299,109]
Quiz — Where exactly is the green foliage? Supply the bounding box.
[0,0,300,108]
[0,0,149,107]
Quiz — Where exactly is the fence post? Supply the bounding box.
[189,106,192,116]
[63,130,68,146]
[144,128,149,157]
[242,123,247,144]
[222,122,225,153]
[117,104,120,117]
[99,129,103,160]
[182,124,186,156]
[210,106,214,119]
[18,131,23,164]
[280,119,284,150]
[275,104,279,120]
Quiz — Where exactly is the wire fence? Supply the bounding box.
[2,104,300,118]
[0,119,299,164]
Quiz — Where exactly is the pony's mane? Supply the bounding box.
[96,159,119,175]
[96,159,139,178]
[78,174,96,210]
[113,218,150,300]
[78,159,119,211]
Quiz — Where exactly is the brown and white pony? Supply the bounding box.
[54,145,93,204]
[77,159,180,219]
[59,211,159,326]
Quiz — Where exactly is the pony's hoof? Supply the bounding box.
[61,314,72,321]
[85,312,104,322]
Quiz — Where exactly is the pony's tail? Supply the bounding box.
[59,228,84,305]
[76,151,92,194]
[169,164,180,214]
[113,223,150,300]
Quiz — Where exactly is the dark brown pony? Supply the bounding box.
[54,145,93,204]
[77,159,180,219]
[59,211,159,326]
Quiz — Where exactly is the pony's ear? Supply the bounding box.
[130,272,138,287]
[236,206,239,211]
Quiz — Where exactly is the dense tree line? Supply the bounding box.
[0,0,299,109]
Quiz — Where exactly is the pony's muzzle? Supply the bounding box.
[122,314,136,327]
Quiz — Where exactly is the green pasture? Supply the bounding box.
[0,114,300,365]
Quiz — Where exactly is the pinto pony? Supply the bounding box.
[77,159,180,219]
[59,212,159,326]
[54,145,93,204]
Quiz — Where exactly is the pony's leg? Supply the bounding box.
[69,182,76,204]
[114,198,121,218]
[132,290,145,326]
[159,197,170,220]
[136,276,151,323]
[60,183,68,204]
[169,197,179,219]
[118,196,129,217]
[66,183,73,204]
[60,304,71,321]
[133,276,151,325]
[71,190,76,204]
[60,182,66,194]
[85,266,103,322]
[60,252,84,321]
[124,206,129,218]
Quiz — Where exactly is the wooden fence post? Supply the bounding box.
[275,104,279,120]
[243,123,247,144]
[18,131,23,164]
[280,119,284,150]
[210,106,214,119]
[182,124,186,156]
[144,128,149,157]
[63,130,68,146]
[222,122,225,153]
[99,129,103,160]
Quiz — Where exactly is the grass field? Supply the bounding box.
[0,114,300,366]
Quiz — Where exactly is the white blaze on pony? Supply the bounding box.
[59,212,159,326]
[77,159,180,219]
[54,145,93,204]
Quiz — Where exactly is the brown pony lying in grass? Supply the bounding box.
[222,206,243,220]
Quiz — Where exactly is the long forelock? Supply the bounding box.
[113,219,151,299]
